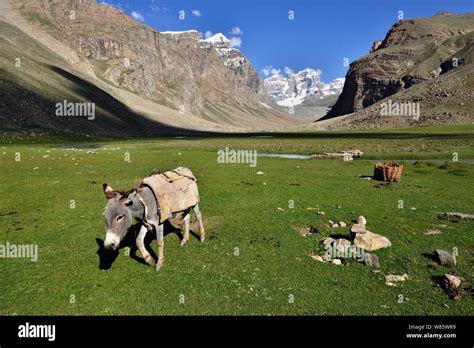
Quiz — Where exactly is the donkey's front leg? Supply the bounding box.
[151,222,165,271]
[136,224,153,266]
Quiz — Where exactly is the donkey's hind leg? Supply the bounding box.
[180,212,191,247]
[193,203,205,242]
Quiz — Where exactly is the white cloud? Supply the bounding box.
[229,37,242,48]
[231,26,243,36]
[204,30,213,39]
[131,11,144,22]
[192,10,201,17]
[284,66,294,76]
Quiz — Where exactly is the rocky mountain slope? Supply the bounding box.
[0,0,293,136]
[321,12,474,127]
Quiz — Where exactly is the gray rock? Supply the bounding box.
[334,238,351,254]
[444,274,461,288]
[362,253,380,267]
[435,249,456,267]
[323,237,336,247]
[339,221,347,227]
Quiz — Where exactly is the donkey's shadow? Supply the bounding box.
[96,220,193,270]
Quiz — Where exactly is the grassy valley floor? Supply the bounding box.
[0,124,473,315]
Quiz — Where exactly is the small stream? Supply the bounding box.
[257,153,474,164]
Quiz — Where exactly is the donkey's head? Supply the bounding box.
[102,184,139,251]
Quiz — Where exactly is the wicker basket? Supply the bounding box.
[373,161,403,182]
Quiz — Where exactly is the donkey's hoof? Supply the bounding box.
[200,236,205,243]
[144,255,153,266]
[155,262,163,272]
[180,239,188,247]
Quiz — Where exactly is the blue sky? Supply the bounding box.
[99,0,474,82]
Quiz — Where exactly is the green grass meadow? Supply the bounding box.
[0,126,473,315]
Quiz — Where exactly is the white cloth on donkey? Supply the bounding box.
[142,167,199,223]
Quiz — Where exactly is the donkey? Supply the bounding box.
[102,167,205,271]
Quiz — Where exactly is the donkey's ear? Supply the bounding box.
[103,184,117,200]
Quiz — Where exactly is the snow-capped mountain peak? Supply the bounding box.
[201,33,231,46]
[264,68,344,107]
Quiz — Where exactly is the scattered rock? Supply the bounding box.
[331,223,339,228]
[316,211,326,215]
[338,221,347,227]
[362,253,380,267]
[359,176,372,180]
[310,254,324,262]
[276,207,284,212]
[332,259,342,265]
[372,269,381,274]
[328,220,334,225]
[256,171,264,175]
[353,230,391,251]
[425,229,442,235]
[385,274,408,286]
[442,273,465,301]
[435,249,456,267]
[445,274,461,288]
[439,211,474,221]
[297,226,317,237]
[435,224,448,229]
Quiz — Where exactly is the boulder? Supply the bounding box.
[357,216,367,225]
[339,221,347,227]
[353,230,391,251]
[435,249,456,267]
[332,259,342,265]
[333,238,351,255]
[323,237,336,247]
[351,223,366,234]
